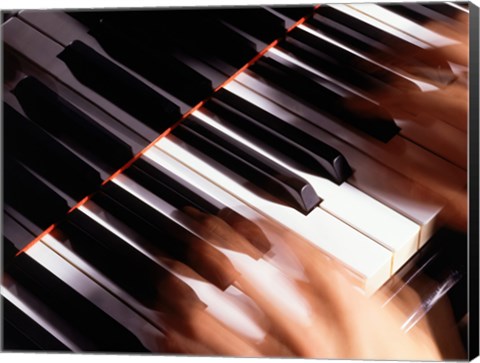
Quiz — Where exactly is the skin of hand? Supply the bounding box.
[347,12,469,232]
[159,208,465,359]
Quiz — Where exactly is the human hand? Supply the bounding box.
[159,207,463,359]
[347,11,469,232]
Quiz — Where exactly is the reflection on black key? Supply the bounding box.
[211,8,286,43]
[251,57,400,142]
[85,18,213,105]
[3,213,36,266]
[383,4,435,24]
[284,28,419,92]
[57,213,202,312]
[5,252,149,352]
[314,6,418,54]
[312,6,454,74]
[76,10,257,69]
[4,157,70,230]
[422,3,465,18]
[101,183,237,290]
[175,120,321,214]
[208,91,352,183]
[132,158,222,214]
[57,41,182,131]
[13,77,134,173]
[268,5,315,20]
[3,298,70,351]
[4,103,101,200]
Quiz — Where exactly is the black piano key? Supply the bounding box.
[57,40,182,131]
[150,11,259,68]
[306,12,389,58]
[207,91,352,183]
[4,238,20,269]
[132,158,222,214]
[84,17,213,105]
[101,183,238,290]
[382,4,440,24]
[211,7,287,43]
[250,56,400,142]
[55,214,203,312]
[176,120,321,214]
[313,6,419,54]
[92,10,258,69]
[3,213,36,265]
[5,252,150,352]
[3,298,70,351]
[268,5,315,20]
[4,157,70,230]
[311,6,454,74]
[283,28,419,92]
[12,77,134,174]
[4,102,102,200]
[422,3,466,18]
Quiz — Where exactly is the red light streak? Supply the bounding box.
[16,5,320,256]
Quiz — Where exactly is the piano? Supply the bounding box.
[1,2,477,358]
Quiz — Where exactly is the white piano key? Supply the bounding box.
[348,4,459,48]
[156,135,392,295]
[232,71,467,203]
[224,80,447,245]
[24,241,166,351]
[193,109,420,271]
[142,147,310,283]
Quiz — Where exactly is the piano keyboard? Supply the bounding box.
[2,3,470,353]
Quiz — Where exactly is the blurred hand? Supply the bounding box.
[159,208,465,359]
[348,11,469,232]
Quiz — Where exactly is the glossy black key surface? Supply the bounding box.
[207,90,352,183]
[57,41,182,131]
[175,120,321,214]
[210,7,286,43]
[4,252,149,352]
[55,214,202,312]
[250,56,400,142]
[73,10,258,69]
[382,3,440,24]
[100,183,237,289]
[4,157,70,230]
[282,28,419,92]
[268,5,315,20]
[131,158,222,214]
[311,6,454,74]
[81,17,213,105]
[13,77,134,173]
[313,6,419,54]
[4,102,102,200]
[3,213,36,267]
[423,3,466,18]
[3,298,70,351]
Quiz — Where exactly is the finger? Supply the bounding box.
[217,207,272,254]
[154,261,207,315]
[185,237,240,289]
[184,206,263,259]
[184,307,263,357]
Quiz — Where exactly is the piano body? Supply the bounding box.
[1,2,477,358]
